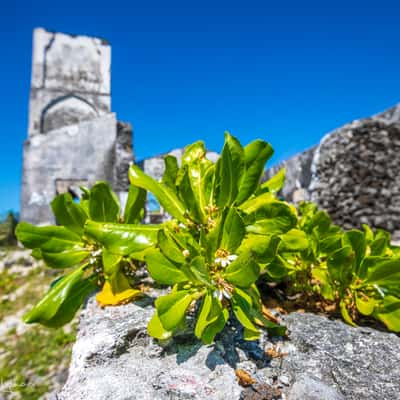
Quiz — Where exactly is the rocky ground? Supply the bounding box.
[3,247,400,399]
[0,248,77,400]
[59,294,400,400]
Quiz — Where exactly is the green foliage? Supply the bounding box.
[288,202,400,331]
[16,133,400,346]
[16,181,155,326]
[130,133,288,343]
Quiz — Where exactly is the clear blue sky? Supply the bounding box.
[1,0,399,213]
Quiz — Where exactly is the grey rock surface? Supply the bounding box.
[264,104,400,240]
[59,297,400,400]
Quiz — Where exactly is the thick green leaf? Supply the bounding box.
[190,256,212,286]
[145,249,189,285]
[244,201,297,235]
[224,250,260,288]
[89,181,120,222]
[194,293,215,337]
[129,164,187,223]
[216,132,245,208]
[339,299,356,327]
[236,140,274,204]
[148,311,173,340]
[51,193,88,235]
[41,248,90,269]
[246,205,297,235]
[365,258,400,285]
[239,192,276,215]
[186,151,213,223]
[260,167,286,194]
[220,207,245,253]
[355,293,376,316]
[262,255,290,280]
[359,256,388,280]
[16,222,82,252]
[370,230,390,256]
[327,246,354,283]
[158,229,186,264]
[202,164,216,207]
[156,290,194,331]
[373,295,400,332]
[201,307,229,344]
[239,234,281,264]
[102,248,122,290]
[231,288,260,340]
[310,210,332,235]
[195,293,228,344]
[343,230,366,274]
[43,277,96,327]
[84,221,158,256]
[312,268,335,301]
[319,234,342,254]
[23,266,95,327]
[162,155,179,190]
[178,167,203,222]
[279,229,309,251]
[124,185,146,224]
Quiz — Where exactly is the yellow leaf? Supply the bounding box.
[96,281,142,307]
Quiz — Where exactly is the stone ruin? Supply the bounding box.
[20,28,400,242]
[20,28,133,225]
[264,104,400,240]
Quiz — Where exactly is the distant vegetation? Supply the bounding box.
[0,211,18,247]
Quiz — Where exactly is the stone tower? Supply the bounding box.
[21,28,133,224]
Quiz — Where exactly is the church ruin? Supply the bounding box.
[21,28,134,224]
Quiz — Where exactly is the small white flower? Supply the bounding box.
[213,290,223,301]
[213,288,231,301]
[92,249,102,257]
[214,253,238,268]
[182,249,190,258]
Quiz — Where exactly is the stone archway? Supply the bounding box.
[40,94,98,133]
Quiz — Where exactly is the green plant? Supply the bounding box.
[15,133,400,343]
[16,182,158,327]
[279,202,400,332]
[128,133,309,343]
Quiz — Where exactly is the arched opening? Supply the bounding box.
[40,94,98,133]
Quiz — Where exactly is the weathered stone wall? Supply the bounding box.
[21,28,134,225]
[21,114,118,225]
[264,104,400,240]
[29,28,111,135]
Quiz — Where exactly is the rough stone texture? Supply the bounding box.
[21,29,134,225]
[310,104,400,239]
[263,147,316,204]
[264,104,400,240]
[21,114,119,225]
[59,297,400,400]
[29,28,110,135]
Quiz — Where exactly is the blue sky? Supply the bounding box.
[1,0,399,213]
